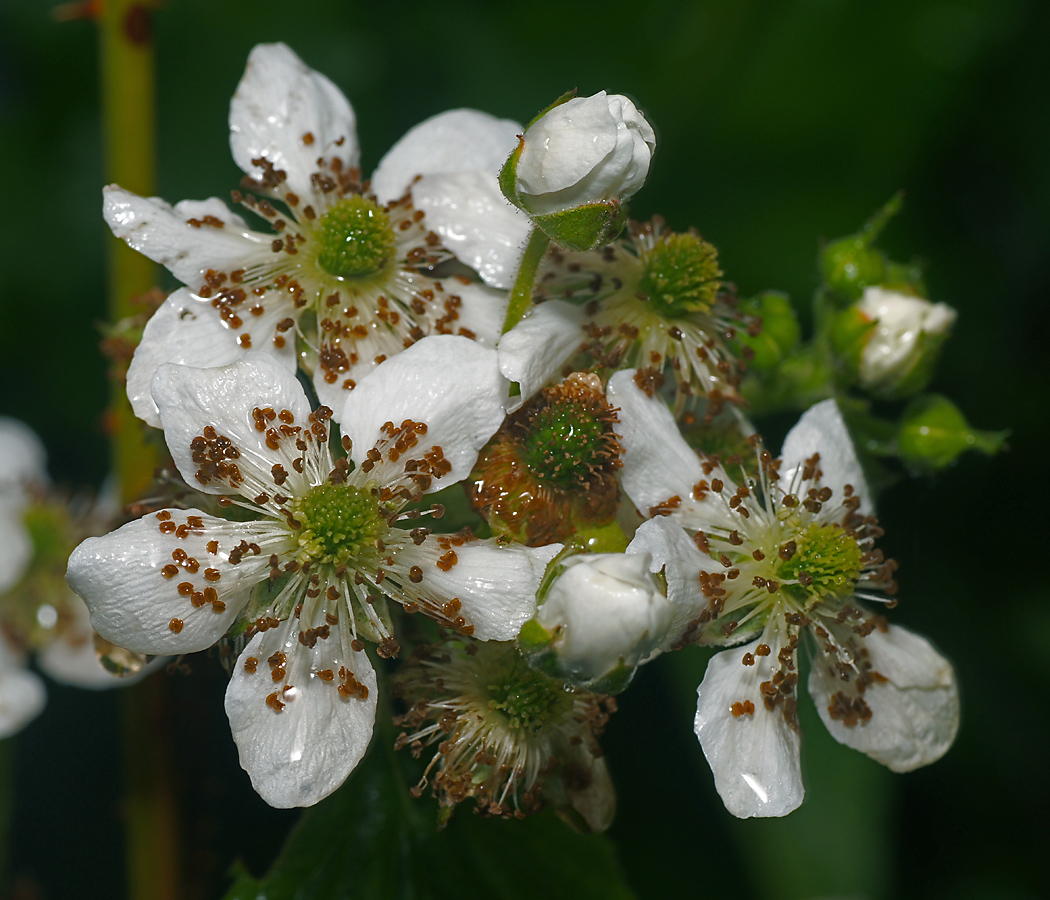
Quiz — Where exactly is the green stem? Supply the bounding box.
[99,4,179,899]
[501,227,550,333]
[101,0,160,502]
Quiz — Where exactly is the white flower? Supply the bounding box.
[394,638,615,831]
[535,551,673,682]
[67,337,560,808]
[607,373,959,818]
[498,222,752,410]
[856,286,956,392]
[106,43,523,427]
[512,92,655,218]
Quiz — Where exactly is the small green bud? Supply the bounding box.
[820,193,902,302]
[735,291,800,371]
[898,395,1008,471]
[829,306,877,377]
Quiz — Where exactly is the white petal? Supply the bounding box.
[0,505,31,594]
[433,279,508,346]
[694,637,804,818]
[127,288,298,428]
[498,300,587,410]
[103,186,271,286]
[400,538,561,641]
[564,750,616,833]
[66,510,273,654]
[0,639,45,739]
[229,43,359,201]
[371,109,522,204]
[810,624,959,772]
[780,399,872,515]
[0,417,47,491]
[152,353,313,496]
[608,369,738,532]
[340,336,507,491]
[411,170,530,289]
[225,626,377,808]
[627,516,713,651]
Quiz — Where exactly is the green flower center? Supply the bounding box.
[485,651,572,735]
[294,483,386,566]
[638,232,722,318]
[779,523,862,602]
[521,401,609,490]
[315,195,396,280]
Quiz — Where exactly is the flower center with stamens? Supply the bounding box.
[293,483,386,566]
[520,400,609,491]
[314,195,396,280]
[638,232,722,318]
[484,651,573,735]
[778,523,862,603]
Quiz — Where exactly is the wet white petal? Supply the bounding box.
[0,639,45,739]
[127,289,298,429]
[0,504,32,594]
[340,336,507,491]
[810,624,959,772]
[627,516,715,651]
[498,300,587,410]
[66,510,274,654]
[103,186,271,286]
[694,638,804,818]
[780,399,872,515]
[608,369,737,531]
[371,108,521,205]
[225,626,377,808]
[402,538,561,641]
[152,353,314,496]
[229,43,359,201]
[411,170,529,289]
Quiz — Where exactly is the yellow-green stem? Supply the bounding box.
[501,227,550,333]
[99,4,179,899]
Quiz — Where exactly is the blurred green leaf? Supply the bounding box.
[224,738,636,900]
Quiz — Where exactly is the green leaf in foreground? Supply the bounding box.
[224,738,637,900]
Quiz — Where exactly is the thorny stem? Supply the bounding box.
[502,227,551,334]
[99,3,180,899]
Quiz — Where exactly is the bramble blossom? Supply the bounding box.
[67,337,560,807]
[606,373,959,817]
[106,43,523,426]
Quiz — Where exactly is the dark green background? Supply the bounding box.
[1,1,1046,898]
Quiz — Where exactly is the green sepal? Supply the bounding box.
[735,291,800,371]
[525,88,579,129]
[829,306,876,379]
[498,135,525,208]
[820,193,902,303]
[897,394,1008,471]
[532,199,627,252]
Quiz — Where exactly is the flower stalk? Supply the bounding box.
[502,227,550,333]
[99,4,179,898]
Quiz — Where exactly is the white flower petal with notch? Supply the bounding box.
[497,300,587,411]
[229,42,359,201]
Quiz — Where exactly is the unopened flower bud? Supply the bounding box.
[853,286,956,397]
[521,552,672,692]
[898,394,1007,471]
[821,193,902,302]
[735,291,800,371]
[500,91,655,251]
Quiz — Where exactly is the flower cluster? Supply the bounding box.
[58,42,979,828]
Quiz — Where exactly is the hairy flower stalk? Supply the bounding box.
[67,339,560,807]
[394,638,616,831]
[468,373,624,548]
